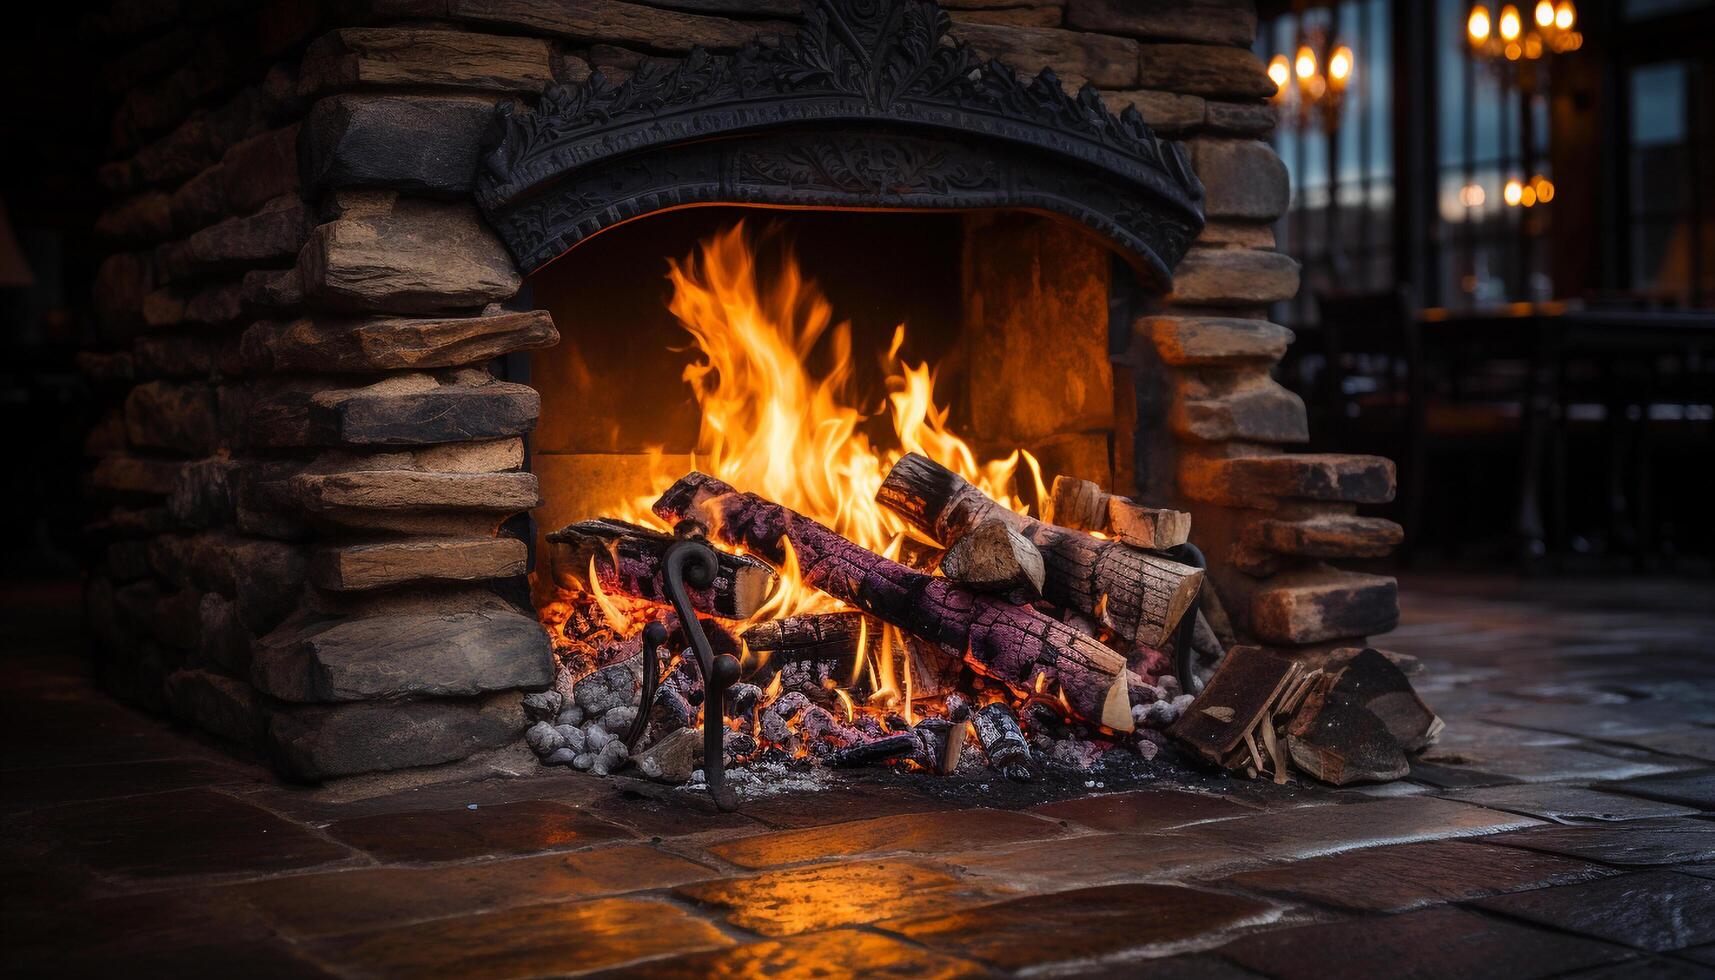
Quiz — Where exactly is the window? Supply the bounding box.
[1627,60,1712,303]
[1259,0,1393,325]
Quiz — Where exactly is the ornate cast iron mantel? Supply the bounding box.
[475,0,1206,288]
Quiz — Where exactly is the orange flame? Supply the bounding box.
[574,221,1040,701]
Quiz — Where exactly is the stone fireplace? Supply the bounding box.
[81,0,1400,782]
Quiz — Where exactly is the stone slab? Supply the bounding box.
[1173,796,1542,861]
[1474,871,1715,953]
[1446,784,1702,824]
[324,799,631,863]
[676,859,1006,937]
[1478,818,1715,867]
[707,808,1067,869]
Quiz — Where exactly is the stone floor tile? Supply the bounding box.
[1413,742,1692,785]
[1676,863,1715,880]
[1482,703,1713,740]
[576,778,770,839]
[880,883,1277,971]
[675,858,1005,937]
[1173,796,1541,861]
[706,808,1067,869]
[1474,871,1715,952]
[1,757,258,812]
[1430,720,1578,749]
[12,937,340,979]
[1559,957,1715,979]
[234,844,715,938]
[28,787,355,879]
[1604,730,1715,764]
[1029,789,1261,834]
[1676,944,1715,968]
[1444,784,1702,823]
[1213,838,1614,912]
[323,799,633,863]
[1478,818,1715,866]
[734,781,946,829]
[5,886,281,969]
[947,833,1261,892]
[308,896,732,978]
[579,928,989,979]
[1055,952,1268,979]
[1597,769,1715,810]
[1406,759,1523,790]
[0,696,214,771]
[1213,907,1630,980]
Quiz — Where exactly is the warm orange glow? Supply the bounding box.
[1499,5,1522,40]
[1534,0,1555,26]
[1294,46,1317,80]
[1328,46,1353,85]
[1459,183,1487,207]
[1519,185,1537,207]
[1555,1,1575,29]
[1468,5,1492,42]
[570,221,1040,700]
[1504,178,1524,206]
[1534,176,1555,202]
[1268,54,1291,94]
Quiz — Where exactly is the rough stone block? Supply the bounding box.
[1250,567,1400,644]
[94,252,155,332]
[299,28,553,96]
[1138,43,1275,99]
[165,668,265,747]
[161,198,310,281]
[194,592,254,675]
[266,691,528,781]
[1068,0,1257,46]
[90,455,187,498]
[312,376,540,446]
[168,164,228,234]
[1170,247,1301,306]
[132,334,243,378]
[297,196,520,313]
[301,94,499,198]
[124,381,219,454]
[1171,375,1308,444]
[1206,99,1277,137]
[950,6,1063,26]
[1190,139,1290,222]
[253,608,553,702]
[1143,315,1294,366]
[289,469,540,522]
[312,536,528,591]
[1179,452,1396,507]
[220,125,302,215]
[1100,90,1205,133]
[1248,514,1404,559]
[95,191,174,244]
[1198,220,1277,249]
[446,0,794,51]
[951,22,1140,88]
[241,267,304,310]
[242,310,557,372]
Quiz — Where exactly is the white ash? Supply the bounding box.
[684,760,833,799]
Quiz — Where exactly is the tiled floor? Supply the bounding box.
[3,573,1713,978]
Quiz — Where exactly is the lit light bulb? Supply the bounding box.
[1533,176,1555,202]
[1504,178,1524,206]
[1499,4,1522,40]
[1268,54,1291,93]
[1329,45,1353,85]
[1535,0,1555,27]
[1459,183,1486,207]
[1520,185,1537,207]
[1468,5,1492,42]
[1505,41,1522,60]
[1295,46,1317,80]
[1555,1,1575,30]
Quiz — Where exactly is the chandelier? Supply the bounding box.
[1266,26,1352,134]
[1466,1,1581,67]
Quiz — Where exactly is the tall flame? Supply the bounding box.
[587,222,1039,696]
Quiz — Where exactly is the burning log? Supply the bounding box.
[546,518,777,619]
[654,472,1135,732]
[1045,474,1192,551]
[741,612,864,661]
[825,731,919,768]
[877,454,1203,648]
[939,518,1045,598]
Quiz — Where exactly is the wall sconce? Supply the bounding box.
[1268,28,1352,134]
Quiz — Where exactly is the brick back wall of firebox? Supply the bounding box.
[79,0,1400,780]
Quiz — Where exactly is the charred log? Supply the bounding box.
[877,453,1203,648]
[655,472,1134,732]
[546,518,777,619]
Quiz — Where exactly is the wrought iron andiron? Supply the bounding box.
[624,531,742,810]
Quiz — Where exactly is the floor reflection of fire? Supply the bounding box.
[523,221,1212,788]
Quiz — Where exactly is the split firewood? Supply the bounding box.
[654,472,1134,731]
[972,702,1032,780]
[878,454,1203,648]
[1168,645,1304,768]
[1285,681,1411,785]
[938,518,1045,598]
[824,732,919,768]
[1045,474,1192,551]
[1326,648,1443,752]
[546,518,777,619]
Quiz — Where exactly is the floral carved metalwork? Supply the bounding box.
[475,0,1205,287]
